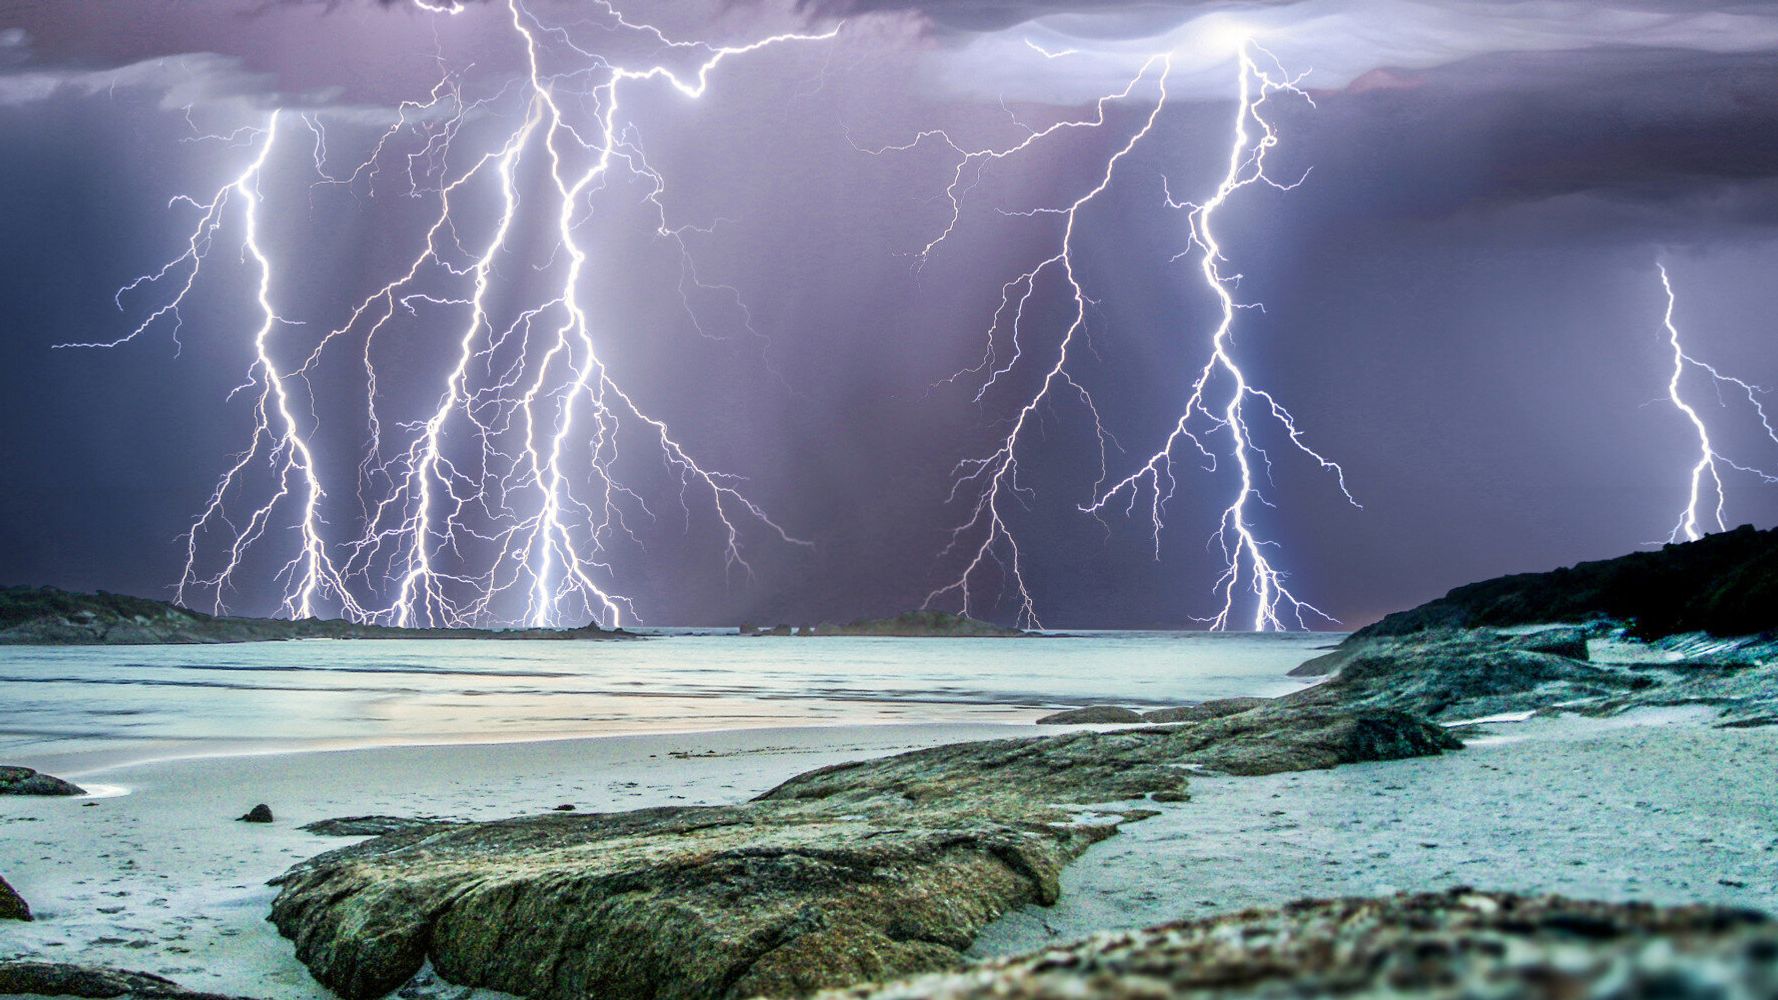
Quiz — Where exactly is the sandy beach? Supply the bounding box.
[975,709,1778,958]
[0,723,1029,998]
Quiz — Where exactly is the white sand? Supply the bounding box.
[974,710,1778,956]
[0,723,1025,998]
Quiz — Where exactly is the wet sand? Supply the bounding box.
[975,709,1778,956]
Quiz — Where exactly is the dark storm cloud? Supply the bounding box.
[821,0,1778,231]
[793,0,1778,34]
[791,0,1234,32]
[1317,46,1778,229]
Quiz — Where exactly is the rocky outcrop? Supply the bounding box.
[816,889,1778,1000]
[0,765,85,796]
[1035,703,1275,726]
[1138,698,1269,723]
[1289,626,1778,726]
[1351,524,1778,641]
[0,585,633,645]
[301,815,445,837]
[0,962,248,999]
[1286,629,1640,722]
[1506,625,1594,660]
[0,874,29,920]
[268,704,1456,1000]
[272,800,1120,1000]
[1034,706,1144,724]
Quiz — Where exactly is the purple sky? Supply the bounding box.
[1,0,1776,628]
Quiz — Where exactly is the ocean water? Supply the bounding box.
[0,630,1335,767]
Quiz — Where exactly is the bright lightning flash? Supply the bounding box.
[72,1,832,627]
[1088,44,1357,632]
[881,41,1354,630]
[1656,263,1778,542]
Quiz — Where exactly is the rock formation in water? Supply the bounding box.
[815,889,1778,1000]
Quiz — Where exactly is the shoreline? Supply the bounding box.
[1,630,1326,778]
[10,715,1061,783]
[1,722,1039,999]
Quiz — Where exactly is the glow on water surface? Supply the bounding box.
[0,631,1332,766]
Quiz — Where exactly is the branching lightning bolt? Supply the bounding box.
[1655,263,1778,543]
[73,0,832,626]
[881,40,1355,630]
[1087,44,1357,632]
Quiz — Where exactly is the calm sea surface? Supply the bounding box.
[0,631,1335,767]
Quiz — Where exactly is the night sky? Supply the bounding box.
[1,0,1776,629]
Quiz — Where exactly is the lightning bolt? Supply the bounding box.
[1088,44,1357,632]
[1655,263,1778,542]
[882,40,1354,630]
[59,114,367,621]
[73,0,832,627]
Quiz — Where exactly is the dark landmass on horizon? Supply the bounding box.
[0,585,634,645]
[740,610,1028,638]
[1351,523,1778,642]
[9,521,1777,645]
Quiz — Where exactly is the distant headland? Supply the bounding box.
[0,585,634,645]
[738,610,1029,638]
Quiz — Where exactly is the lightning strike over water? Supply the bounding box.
[1655,264,1778,543]
[71,1,833,627]
[1089,45,1358,632]
[897,41,1355,630]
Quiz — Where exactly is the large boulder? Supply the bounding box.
[815,889,1778,999]
[236,804,273,824]
[269,705,1456,1000]
[272,800,1117,1000]
[0,765,85,796]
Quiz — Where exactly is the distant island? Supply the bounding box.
[0,585,634,645]
[738,610,1028,638]
[1352,522,1778,641]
